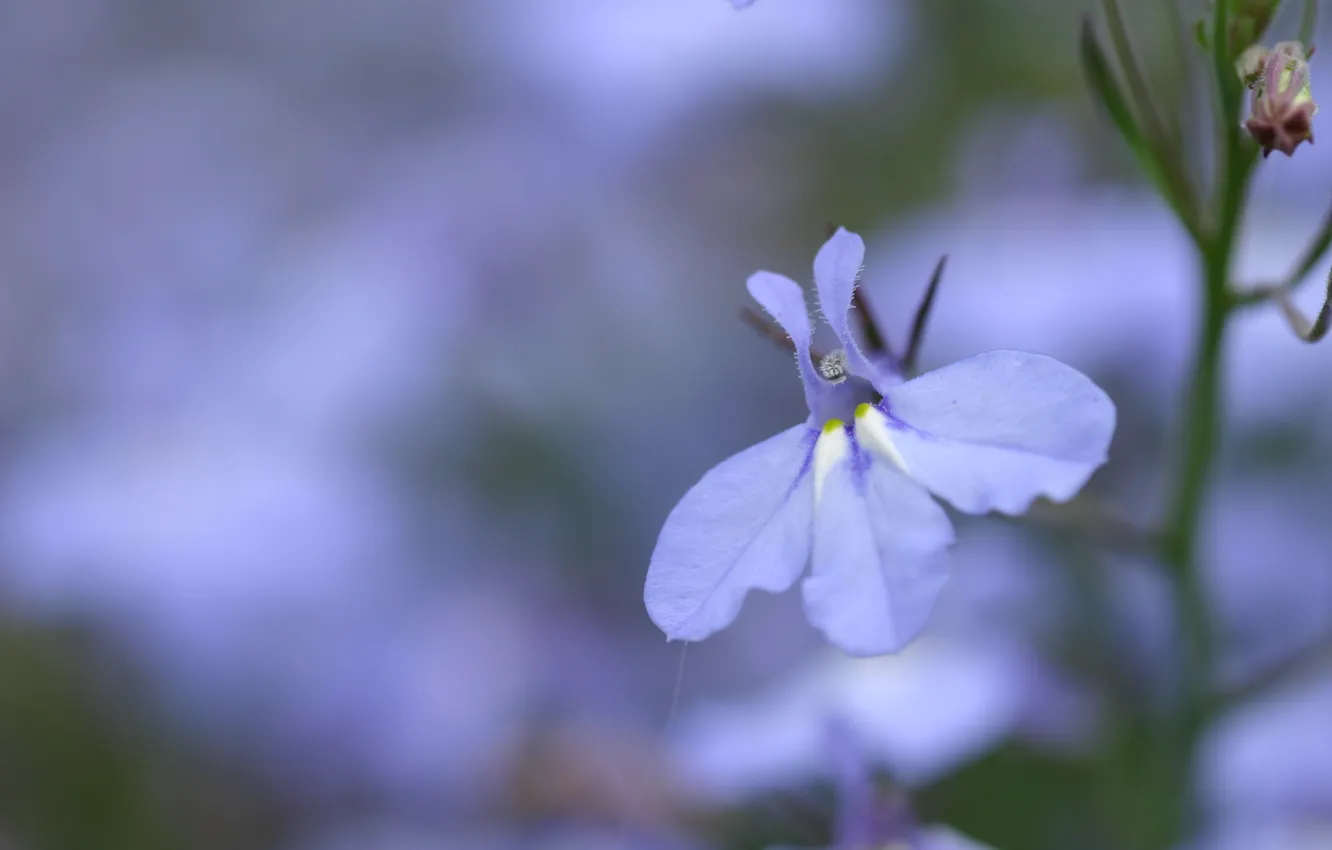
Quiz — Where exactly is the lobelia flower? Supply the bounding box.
[644,228,1115,656]
[1241,41,1318,158]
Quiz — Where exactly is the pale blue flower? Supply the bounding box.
[645,227,1115,656]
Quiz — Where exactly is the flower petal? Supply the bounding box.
[747,271,826,416]
[883,350,1115,515]
[802,449,953,656]
[646,424,816,642]
[812,228,882,383]
[812,228,864,336]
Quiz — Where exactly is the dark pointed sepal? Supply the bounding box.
[901,255,947,376]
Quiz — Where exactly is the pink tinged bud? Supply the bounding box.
[1244,41,1318,158]
[1236,44,1269,88]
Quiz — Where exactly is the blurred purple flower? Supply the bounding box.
[466,0,902,152]
[865,197,1192,398]
[768,721,993,850]
[645,228,1116,656]
[670,637,1049,799]
[1084,471,1332,714]
[1193,821,1332,850]
[1193,663,1332,850]
[1199,664,1332,827]
[294,821,700,850]
[1202,483,1332,689]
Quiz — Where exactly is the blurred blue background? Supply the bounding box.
[2,1,1331,848]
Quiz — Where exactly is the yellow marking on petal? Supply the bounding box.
[813,421,850,506]
[854,403,909,474]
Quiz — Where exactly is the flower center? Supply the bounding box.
[818,349,850,383]
[811,405,909,506]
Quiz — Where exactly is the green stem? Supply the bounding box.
[1177,0,1256,696]
[1083,2,1266,846]
[1162,271,1228,694]
[1154,11,1257,831]
[1145,228,1233,850]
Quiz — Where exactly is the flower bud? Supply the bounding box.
[1243,40,1318,158]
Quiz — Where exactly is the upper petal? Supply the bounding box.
[812,228,883,385]
[881,350,1116,515]
[813,227,865,334]
[802,448,953,656]
[747,271,826,416]
[646,424,816,642]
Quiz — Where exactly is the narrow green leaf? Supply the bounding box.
[1300,0,1318,51]
[1081,17,1145,154]
[1101,0,1199,227]
[1101,0,1172,160]
[1080,16,1203,244]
